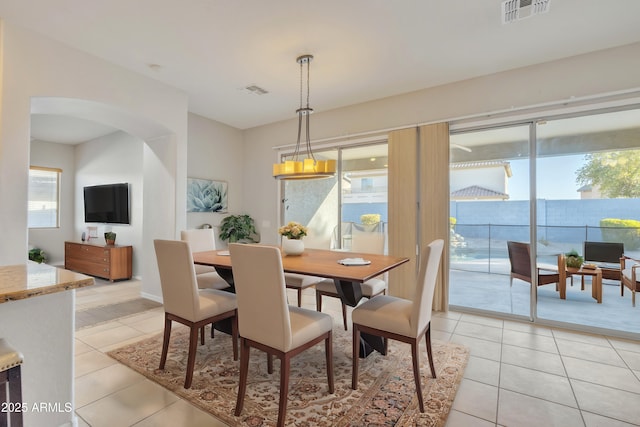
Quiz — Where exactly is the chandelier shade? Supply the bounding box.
[273,54,336,180]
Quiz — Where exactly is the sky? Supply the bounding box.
[508,154,587,201]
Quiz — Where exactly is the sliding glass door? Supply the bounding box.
[449,124,532,318]
[450,106,640,336]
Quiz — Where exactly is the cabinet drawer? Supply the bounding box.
[66,243,110,262]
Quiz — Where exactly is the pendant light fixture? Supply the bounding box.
[273,54,336,180]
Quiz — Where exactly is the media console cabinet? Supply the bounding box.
[65,241,132,281]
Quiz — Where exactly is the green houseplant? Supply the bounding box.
[565,249,584,268]
[104,232,117,245]
[28,247,47,264]
[219,214,258,243]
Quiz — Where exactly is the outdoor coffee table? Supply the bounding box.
[566,266,602,303]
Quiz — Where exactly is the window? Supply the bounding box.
[28,166,61,228]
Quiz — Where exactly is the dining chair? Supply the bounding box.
[315,227,387,330]
[620,255,640,306]
[351,239,444,413]
[507,241,566,294]
[181,229,230,290]
[154,239,238,389]
[229,243,334,427]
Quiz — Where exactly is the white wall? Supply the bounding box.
[28,140,76,266]
[185,113,245,237]
[0,20,189,299]
[242,42,640,245]
[75,131,144,277]
[0,20,189,426]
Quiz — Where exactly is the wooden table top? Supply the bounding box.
[193,246,409,283]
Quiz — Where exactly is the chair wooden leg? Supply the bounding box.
[297,288,302,307]
[352,326,360,390]
[411,339,425,413]
[267,353,274,374]
[211,322,215,338]
[325,331,334,394]
[341,303,348,331]
[8,366,23,427]
[235,338,250,417]
[231,315,239,361]
[200,326,205,345]
[159,315,172,369]
[184,325,199,389]
[277,355,291,427]
[316,291,322,312]
[425,325,436,379]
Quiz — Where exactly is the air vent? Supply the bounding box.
[242,85,269,95]
[502,0,550,24]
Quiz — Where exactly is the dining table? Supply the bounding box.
[193,246,410,357]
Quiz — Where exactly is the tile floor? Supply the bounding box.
[73,280,640,426]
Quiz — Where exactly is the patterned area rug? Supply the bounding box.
[108,321,468,426]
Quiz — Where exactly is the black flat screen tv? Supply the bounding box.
[84,183,130,224]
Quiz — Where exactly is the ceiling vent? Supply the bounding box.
[502,0,550,24]
[242,85,269,95]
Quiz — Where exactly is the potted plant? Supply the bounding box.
[565,249,584,268]
[28,247,47,264]
[104,232,117,245]
[278,221,308,255]
[219,214,258,244]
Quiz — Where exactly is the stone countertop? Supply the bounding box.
[0,262,94,303]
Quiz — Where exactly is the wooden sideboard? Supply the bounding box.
[65,241,132,281]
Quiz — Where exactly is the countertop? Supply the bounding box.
[0,262,94,303]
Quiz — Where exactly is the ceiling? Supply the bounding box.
[4,0,640,143]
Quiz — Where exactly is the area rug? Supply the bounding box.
[107,322,469,426]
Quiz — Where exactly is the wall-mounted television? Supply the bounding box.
[83,183,130,224]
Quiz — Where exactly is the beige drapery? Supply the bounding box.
[387,123,450,311]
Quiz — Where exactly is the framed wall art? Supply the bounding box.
[187,178,228,213]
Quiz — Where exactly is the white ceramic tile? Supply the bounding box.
[75,363,146,408]
[432,316,459,333]
[503,319,553,337]
[497,389,583,427]
[78,324,147,350]
[451,379,498,423]
[432,330,452,342]
[454,321,503,343]
[450,334,502,362]
[501,344,566,376]
[562,356,640,394]
[75,350,117,378]
[75,339,94,356]
[445,409,495,427]
[459,313,504,328]
[609,337,640,354]
[76,380,179,427]
[501,329,558,353]
[582,411,640,427]
[618,349,640,371]
[499,364,577,408]
[571,379,640,425]
[556,339,626,367]
[463,356,500,386]
[552,328,611,347]
[133,399,229,427]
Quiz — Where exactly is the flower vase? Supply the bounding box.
[282,237,304,256]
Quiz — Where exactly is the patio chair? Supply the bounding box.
[584,241,624,283]
[507,241,566,297]
[620,256,640,306]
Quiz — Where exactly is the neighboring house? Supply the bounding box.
[450,161,512,201]
[578,184,604,199]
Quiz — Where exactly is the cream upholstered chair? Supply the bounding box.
[181,229,229,290]
[315,227,387,330]
[284,273,324,307]
[229,243,334,427]
[154,239,238,389]
[351,239,444,413]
